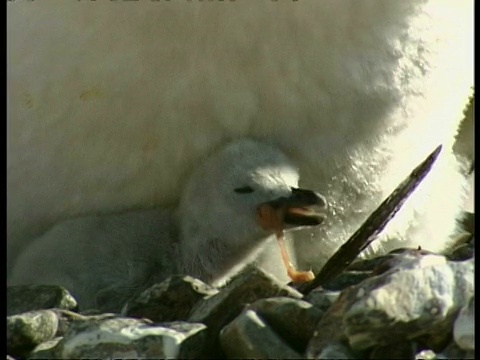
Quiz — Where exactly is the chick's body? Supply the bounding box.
[10,140,321,312]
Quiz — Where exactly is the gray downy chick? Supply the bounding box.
[9,139,327,312]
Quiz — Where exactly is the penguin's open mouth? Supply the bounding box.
[284,204,327,227]
[257,187,327,229]
[256,187,327,284]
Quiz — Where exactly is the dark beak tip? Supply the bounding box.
[315,192,328,209]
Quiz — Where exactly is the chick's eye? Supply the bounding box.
[234,186,255,194]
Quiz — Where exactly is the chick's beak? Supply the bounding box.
[257,188,327,230]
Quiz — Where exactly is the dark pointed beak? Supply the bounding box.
[260,188,327,227]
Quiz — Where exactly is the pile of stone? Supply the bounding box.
[7,230,474,359]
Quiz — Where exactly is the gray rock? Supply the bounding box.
[247,297,324,353]
[414,349,438,359]
[7,249,469,360]
[322,271,371,291]
[453,295,474,350]
[313,341,357,359]
[346,255,396,272]
[307,255,474,357]
[122,275,218,322]
[369,341,416,359]
[7,285,77,316]
[343,256,474,350]
[29,337,62,359]
[54,317,207,359]
[438,341,475,359]
[446,234,474,261]
[387,247,437,256]
[304,289,341,313]
[78,309,105,316]
[448,243,475,262]
[188,266,302,356]
[7,310,59,358]
[414,312,456,352]
[220,309,303,359]
[306,291,352,359]
[371,247,438,276]
[53,309,118,337]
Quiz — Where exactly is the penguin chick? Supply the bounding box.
[9,139,327,312]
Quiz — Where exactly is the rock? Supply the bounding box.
[54,317,207,359]
[188,266,302,356]
[453,295,474,350]
[5,246,472,360]
[371,247,439,276]
[346,255,396,272]
[369,341,416,359]
[448,242,475,262]
[7,285,77,316]
[79,309,105,316]
[122,275,218,322]
[307,255,474,357]
[445,234,474,261]
[414,315,454,353]
[343,257,474,351]
[7,310,59,358]
[439,341,475,359]
[53,309,118,337]
[322,271,371,291]
[387,247,438,256]
[247,297,324,353]
[313,341,357,359]
[414,349,438,359]
[220,309,303,359]
[306,290,353,359]
[304,289,340,313]
[29,337,62,359]
[306,252,438,358]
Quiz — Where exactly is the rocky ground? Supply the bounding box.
[6,211,474,359]
[7,97,475,359]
